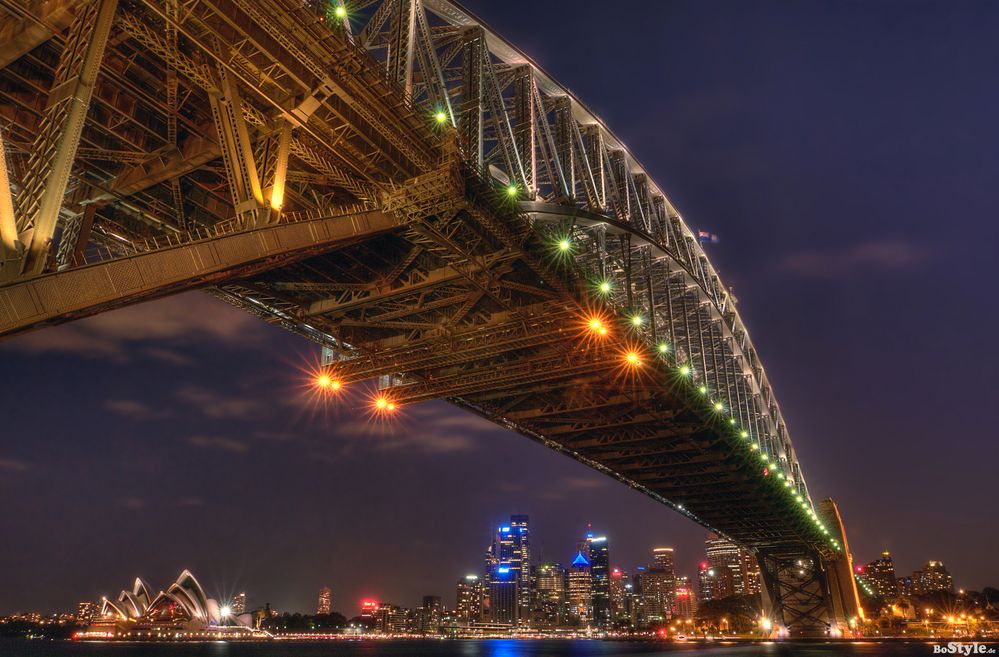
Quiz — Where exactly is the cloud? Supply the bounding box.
[116,497,146,509]
[187,435,249,454]
[3,292,266,361]
[0,458,30,472]
[777,240,933,278]
[175,386,260,419]
[104,398,170,420]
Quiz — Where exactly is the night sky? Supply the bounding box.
[2,0,998,616]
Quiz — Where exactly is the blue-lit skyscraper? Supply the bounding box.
[485,515,531,626]
[587,535,611,628]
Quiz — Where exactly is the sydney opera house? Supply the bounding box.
[78,570,267,640]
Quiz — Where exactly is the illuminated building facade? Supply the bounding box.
[534,562,567,628]
[609,568,628,624]
[231,593,246,615]
[420,595,442,633]
[76,601,98,624]
[920,561,954,593]
[864,552,898,600]
[698,562,727,602]
[705,533,742,598]
[587,535,611,628]
[641,567,673,624]
[317,587,332,615]
[485,516,531,626]
[673,576,697,619]
[568,549,593,625]
[456,575,484,625]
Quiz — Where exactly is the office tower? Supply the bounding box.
[568,549,593,625]
[739,549,762,596]
[698,562,727,602]
[510,515,531,623]
[421,595,442,633]
[864,551,898,599]
[920,561,954,593]
[673,576,697,619]
[456,575,484,625]
[535,562,566,628]
[486,516,531,626]
[317,586,332,615]
[705,533,741,598]
[231,592,246,615]
[587,535,610,628]
[489,565,518,625]
[631,566,646,627]
[897,575,915,598]
[651,547,677,612]
[642,568,673,624]
[609,568,628,624]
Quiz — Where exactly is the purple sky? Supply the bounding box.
[2,0,998,615]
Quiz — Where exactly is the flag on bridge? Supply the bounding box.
[698,230,720,244]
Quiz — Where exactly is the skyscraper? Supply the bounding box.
[317,587,332,615]
[231,592,246,615]
[919,561,954,593]
[568,548,592,625]
[698,562,726,602]
[587,535,611,628]
[739,549,762,596]
[651,547,677,613]
[535,562,567,628]
[489,565,518,625]
[864,551,898,599]
[456,575,484,625]
[705,533,741,598]
[485,516,531,626]
[421,595,442,633]
[673,576,697,619]
[609,567,628,625]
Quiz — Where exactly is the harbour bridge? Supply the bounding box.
[0,0,861,635]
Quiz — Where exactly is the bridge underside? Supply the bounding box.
[0,0,859,635]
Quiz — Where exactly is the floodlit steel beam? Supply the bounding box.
[11,0,119,277]
[0,210,399,338]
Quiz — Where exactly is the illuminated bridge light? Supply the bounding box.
[506,184,518,197]
[597,279,612,295]
[630,314,643,327]
[751,443,760,451]
[587,317,608,336]
[625,351,642,367]
[334,4,346,17]
[679,365,691,376]
[740,430,749,438]
[558,237,572,252]
[434,110,447,124]
[658,342,669,353]
[698,385,707,395]
[713,401,724,412]
[728,417,736,425]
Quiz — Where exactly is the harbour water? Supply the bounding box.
[0,639,983,657]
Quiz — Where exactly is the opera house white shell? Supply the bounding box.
[97,569,253,629]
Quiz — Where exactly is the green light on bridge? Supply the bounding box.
[679,365,691,376]
[697,385,707,395]
[434,111,447,124]
[658,343,670,354]
[506,184,518,197]
[334,4,346,17]
[713,401,724,412]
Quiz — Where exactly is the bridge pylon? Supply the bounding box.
[757,498,862,637]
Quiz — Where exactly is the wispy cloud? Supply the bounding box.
[104,398,171,420]
[0,458,30,472]
[3,293,265,361]
[175,386,259,420]
[777,239,933,278]
[187,435,249,454]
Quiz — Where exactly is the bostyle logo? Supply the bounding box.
[932,644,997,655]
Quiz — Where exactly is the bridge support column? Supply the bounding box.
[757,547,835,637]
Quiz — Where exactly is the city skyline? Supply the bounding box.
[1,0,997,621]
